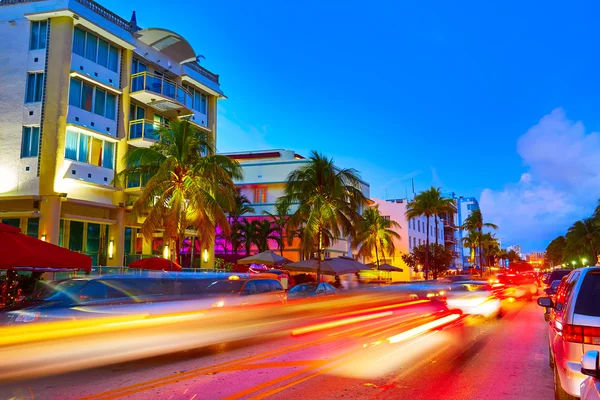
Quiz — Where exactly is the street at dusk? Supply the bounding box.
[1,0,600,399]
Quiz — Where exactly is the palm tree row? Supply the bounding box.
[461,208,498,270]
[545,201,600,267]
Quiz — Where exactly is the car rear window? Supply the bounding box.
[574,272,600,317]
[205,280,244,294]
[549,270,571,284]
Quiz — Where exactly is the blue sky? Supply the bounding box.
[105,0,600,252]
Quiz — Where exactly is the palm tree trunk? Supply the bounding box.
[379,238,386,268]
[589,237,596,260]
[374,240,380,269]
[425,216,430,280]
[317,225,323,282]
[478,227,483,273]
[435,217,439,246]
[280,228,284,257]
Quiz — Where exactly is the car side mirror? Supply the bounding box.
[544,288,554,296]
[581,350,600,379]
[537,297,553,308]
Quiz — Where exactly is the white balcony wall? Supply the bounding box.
[55,160,115,205]
[190,109,208,128]
[70,53,120,89]
[67,105,117,136]
[27,48,46,72]
[0,16,38,196]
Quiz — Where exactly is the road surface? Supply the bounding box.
[0,299,553,400]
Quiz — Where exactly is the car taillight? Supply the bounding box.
[562,324,600,344]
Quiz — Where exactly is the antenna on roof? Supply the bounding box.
[130,11,139,32]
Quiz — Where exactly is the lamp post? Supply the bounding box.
[571,261,577,269]
[581,258,587,267]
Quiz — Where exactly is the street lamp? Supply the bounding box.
[571,261,577,268]
[581,258,587,267]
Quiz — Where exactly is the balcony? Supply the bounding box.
[444,235,456,244]
[124,172,151,195]
[128,119,165,147]
[442,219,456,229]
[130,72,193,117]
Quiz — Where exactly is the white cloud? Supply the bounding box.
[480,108,600,250]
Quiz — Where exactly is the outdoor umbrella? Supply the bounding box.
[128,257,182,272]
[372,263,403,272]
[286,257,363,276]
[0,223,92,272]
[237,250,292,266]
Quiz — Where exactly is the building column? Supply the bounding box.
[208,95,218,144]
[39,195,61,245]
[39,16,73,197]
[106,207,125,266]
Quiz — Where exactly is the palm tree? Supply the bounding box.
[461,209,498,272]
[263,198,291,256]
[565,219,600,262]
[253,219,278,252]
[280,151,368,281]
[479,232,500,267]
[238,218,258,256]
[224,192,255,254]
[405,188,440,279]
[353,205,401,268]
[427,187,456,246]
[116,118,242,265]
[461,230,479,268]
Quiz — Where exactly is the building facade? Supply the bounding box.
[456,196,480,267]
[0,0,224,267]
[220,150,371,262]
[369,198,444,280]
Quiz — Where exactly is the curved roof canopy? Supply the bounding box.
[134,28,196,64]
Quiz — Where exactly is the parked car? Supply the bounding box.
[580,350,600,400]
[543,276,568,321]
[445,281,502,319]
[287,283,338,299]
[544,269,573,286]
[537,267,600,399]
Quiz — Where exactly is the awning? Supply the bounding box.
[0,223,92,272]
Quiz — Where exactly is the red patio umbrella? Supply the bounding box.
[0,223,92,272]
[128,257,182,272]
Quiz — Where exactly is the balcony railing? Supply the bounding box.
[129,119,165,141]
[444,235,455,243]
[126,172,151,189]
[186,61,220,84]
[131,72,193,109]
[442,219,456,228]
[75,0,140,32]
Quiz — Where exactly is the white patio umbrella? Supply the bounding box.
[237,250,292,266]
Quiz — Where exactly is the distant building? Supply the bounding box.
[457,197,481,267]
[525,252,545,267]
[507,245,523,259]
[220,149,371,262]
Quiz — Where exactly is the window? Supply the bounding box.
[254,187,267,203]
[382,215,390,221]
[21,126,40,158]
[409,236,412,249]
[185,85,208,114]
[25,73,44,103]
[29,20,47,50]
[68,77,117,120]
[574,272,600,317]
[417,220,420,232]
[131,59,147,74]
[467,204,478,211]
[72,27,119,72]
[130,104,146,120]
[64,129,115,169]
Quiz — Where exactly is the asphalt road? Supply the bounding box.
[0,298,553,400]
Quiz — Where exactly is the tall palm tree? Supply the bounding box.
[263,198,291,256]
[565,218,600,262]
[238,218,258,256]
[353,205,401,268]
[461,230,479,268]
[427,187,456,246]
[253,219,278,252]
[280,151,368,281]
[224,192,255,254]
[479,232,500,267]
[116,118,242,265]
[405,188,440,279]
[461,209,498,272]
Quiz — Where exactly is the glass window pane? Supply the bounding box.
[30,21,39,50]
[26,218,39,238]
[39,21,47,49]
[1,219,20,228]
[25,74,35,103]
[85,33,98,62]
[81,82,93,112]
[97,39,109,68]
[86,223,101,254]
[105,93,116,120]
[90,138,102,166]
[108,46,119,72]
[94,88,106,116]
[65,130,78,160]
[21,127,31,158]
[73,27,86,57]
[78,134,89,163]
[34,73,44,102]
[30,127,39,157]
[136,106,145,120]
[69,221,84,252]
[69,78,81,107]
[102,142,114,169]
